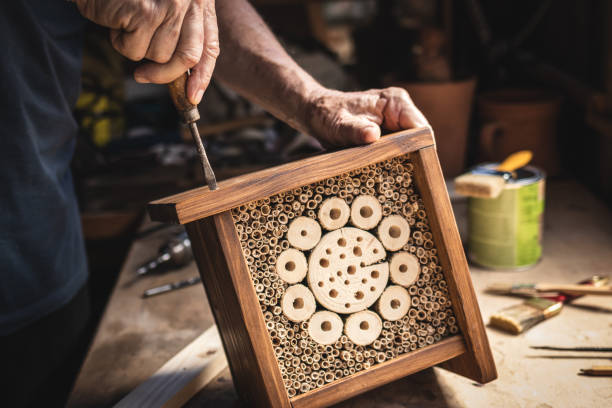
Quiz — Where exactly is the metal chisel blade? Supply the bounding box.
[189,122,218,190]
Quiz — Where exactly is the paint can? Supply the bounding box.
[468,164,545,270]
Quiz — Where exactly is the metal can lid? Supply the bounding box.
[472,163,545,186]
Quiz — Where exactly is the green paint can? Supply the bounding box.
[468,165,545,270]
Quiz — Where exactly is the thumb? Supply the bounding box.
[336,116,381,145]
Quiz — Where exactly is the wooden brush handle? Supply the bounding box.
[168,72,199,123]
[536,284,612,296]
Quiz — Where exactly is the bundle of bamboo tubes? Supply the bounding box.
[230,155,459,397]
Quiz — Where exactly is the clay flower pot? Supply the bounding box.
[397,78,477,177]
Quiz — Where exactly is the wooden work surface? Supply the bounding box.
[68,179,612,408]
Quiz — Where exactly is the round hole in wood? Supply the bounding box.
[361,278,367,284]
[329,289,338,298]
[293,298,304,309]
[371,270,380,279]
[355,291,364,300]
[373,248,378,254]
[330,208,341,220]
[285,261,296,272]
[389,225,401,238]
[321,321,332,331]
[370,286,376,292]
[336,271,342,277]
[399,264,408,273]
[353,246,362,256]
[390,299,401,309]
[345,303,351,308]
[340,253,346,259]
[356,236,363,242]
[318,281,324,287]
[347,265,356,274]
[319,258,329,267]
[344,280,350,285]
[301,230,308,237]
[326,248,332,255]
[360,206,373,218]
[360,262,366,267]
[338,238,347,247]
[359,321,369,330]
[329,277,335,282]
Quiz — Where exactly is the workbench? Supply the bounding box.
[67,179,612,407]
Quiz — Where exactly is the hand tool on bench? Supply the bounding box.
[168,72,218,190]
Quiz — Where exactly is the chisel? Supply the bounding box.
[168,72,218,190]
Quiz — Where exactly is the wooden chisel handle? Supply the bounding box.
[168,72,200,124]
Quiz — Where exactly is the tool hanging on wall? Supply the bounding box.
[168,72,218,190]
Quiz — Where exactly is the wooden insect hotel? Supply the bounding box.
[148,128,497,407]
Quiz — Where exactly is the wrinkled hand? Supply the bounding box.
[74,0,219,104]
[305,87,430,147]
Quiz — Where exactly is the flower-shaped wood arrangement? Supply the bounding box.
[148,128,496,408]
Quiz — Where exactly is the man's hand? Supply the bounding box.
[305,87,430,148]
[74,0,219,104]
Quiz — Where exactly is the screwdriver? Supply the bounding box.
[168,72,218,190]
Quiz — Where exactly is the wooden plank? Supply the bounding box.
[410,146,497,383]
[185,212,291,408]
[114,325,227,408]
[290,336,466,408]
[149,128,433,224]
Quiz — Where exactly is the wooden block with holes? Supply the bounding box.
[148,128,497,408]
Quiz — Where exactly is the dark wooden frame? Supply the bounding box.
[149,128,497,408]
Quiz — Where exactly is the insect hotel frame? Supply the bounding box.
[148,128,497,407]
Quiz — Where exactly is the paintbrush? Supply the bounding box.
[454,150,532,198]
[579,366,612,376]
[486,282,612,296]
[488,276,609,334]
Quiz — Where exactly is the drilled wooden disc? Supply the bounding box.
[377,285,410,321]
[344,310,382,346]
[350,195,382,230]
[276,248,308,284]
[318,197,350,230]
[389,251,420,287]
[308,227,388,314]
[308,311,343,345]
[281,284,316,322]
[287,216,321,250]
[377,215,410,251]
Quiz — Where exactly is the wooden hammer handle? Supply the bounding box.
[168,72,199,122]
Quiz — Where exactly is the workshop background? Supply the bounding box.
[65,0,611,407]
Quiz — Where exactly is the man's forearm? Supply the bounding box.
[214,0,324,134]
